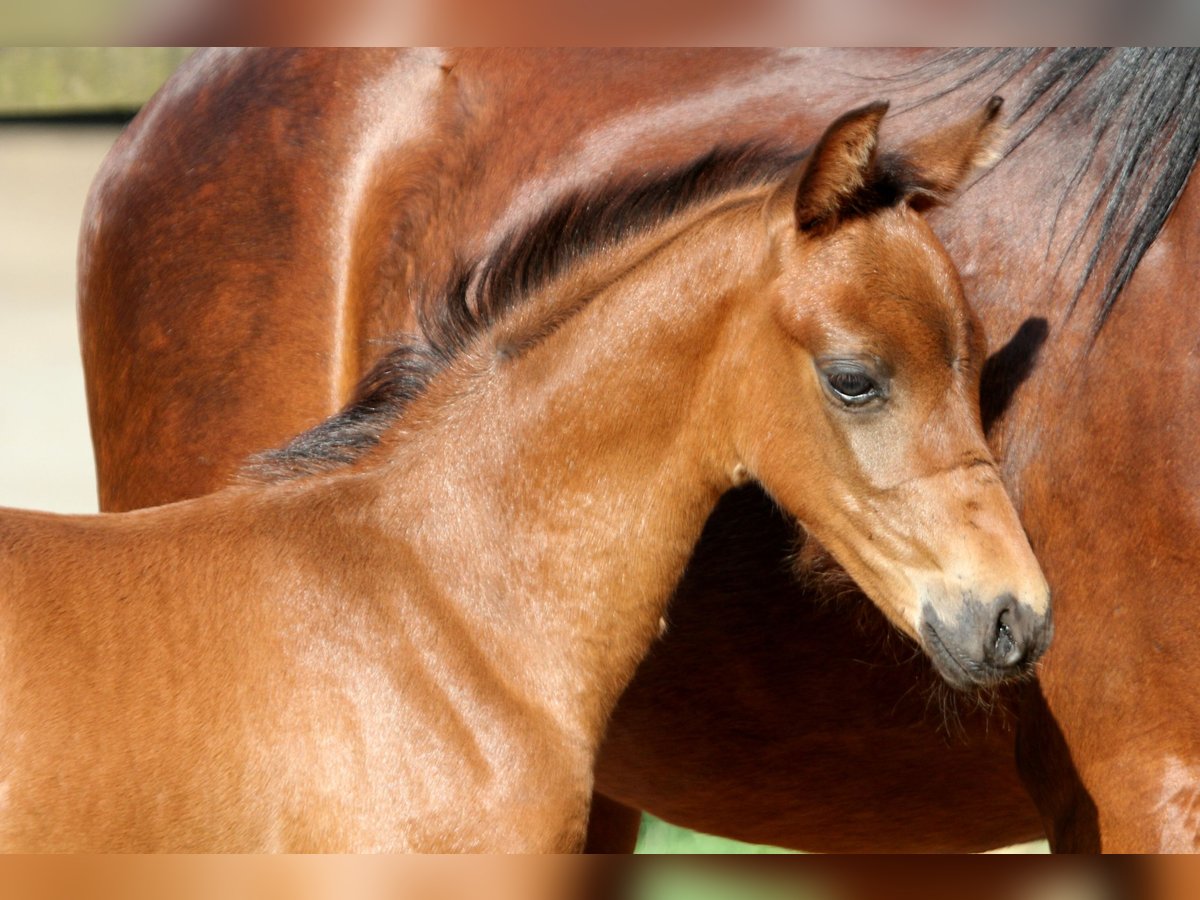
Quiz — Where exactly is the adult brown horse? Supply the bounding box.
[2,102,1038,850]
[79,49,1200,852]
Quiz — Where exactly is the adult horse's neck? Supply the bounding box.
[360,195,770,744]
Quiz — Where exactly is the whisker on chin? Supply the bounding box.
[788,528,1019,739]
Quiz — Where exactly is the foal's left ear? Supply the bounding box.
[787,101,890,232]
[896,96,1007,208]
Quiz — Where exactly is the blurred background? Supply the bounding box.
[0,117,106,511]
[0,49,199,512]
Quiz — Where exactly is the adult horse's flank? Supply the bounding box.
[0,104,1042,851]
[78,48,1200,852]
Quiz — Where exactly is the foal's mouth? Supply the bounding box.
[921,619,1023,692]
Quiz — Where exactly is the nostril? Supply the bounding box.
[989,600,1024,668]
[923,594,1048,688]
[994,613,1019,666]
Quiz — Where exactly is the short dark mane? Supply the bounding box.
[246,144,804,481]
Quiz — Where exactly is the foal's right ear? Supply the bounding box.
[783,101,889,232]
[896,96,1007,208]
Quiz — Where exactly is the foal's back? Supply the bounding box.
[0,494,329,850]
[0,487,583,851]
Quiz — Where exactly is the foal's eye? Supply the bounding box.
[828,371,875,400]
[820,364,884,407]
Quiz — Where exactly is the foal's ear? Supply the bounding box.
[897,96,1006,208]
[789,101,889,232]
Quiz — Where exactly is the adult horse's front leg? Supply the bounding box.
[1010,173,1200,853]
[583,793,643,853]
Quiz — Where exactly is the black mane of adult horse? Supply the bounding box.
[79,48,1200,851]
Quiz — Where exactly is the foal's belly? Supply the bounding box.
[0,679,593,852]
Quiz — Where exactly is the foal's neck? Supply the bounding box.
[375,198,769,739]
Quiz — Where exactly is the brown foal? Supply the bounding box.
[0,101,1047,851]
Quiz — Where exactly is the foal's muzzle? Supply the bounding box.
[920,593,1052,690]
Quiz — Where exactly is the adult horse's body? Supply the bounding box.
[79,49,1200,851]
[2,103,1039,851]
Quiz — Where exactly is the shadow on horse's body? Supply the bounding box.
[2,104,1045,851]
[79,49,1200,851]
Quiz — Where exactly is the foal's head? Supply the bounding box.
[735,99,1051,688]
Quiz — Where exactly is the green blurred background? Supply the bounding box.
[0,47,191,116]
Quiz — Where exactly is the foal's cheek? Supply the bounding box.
[823,408,909,491]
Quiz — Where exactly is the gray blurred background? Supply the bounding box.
[0,120,113,511]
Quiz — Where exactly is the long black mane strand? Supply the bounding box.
[897,48,1200,332]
